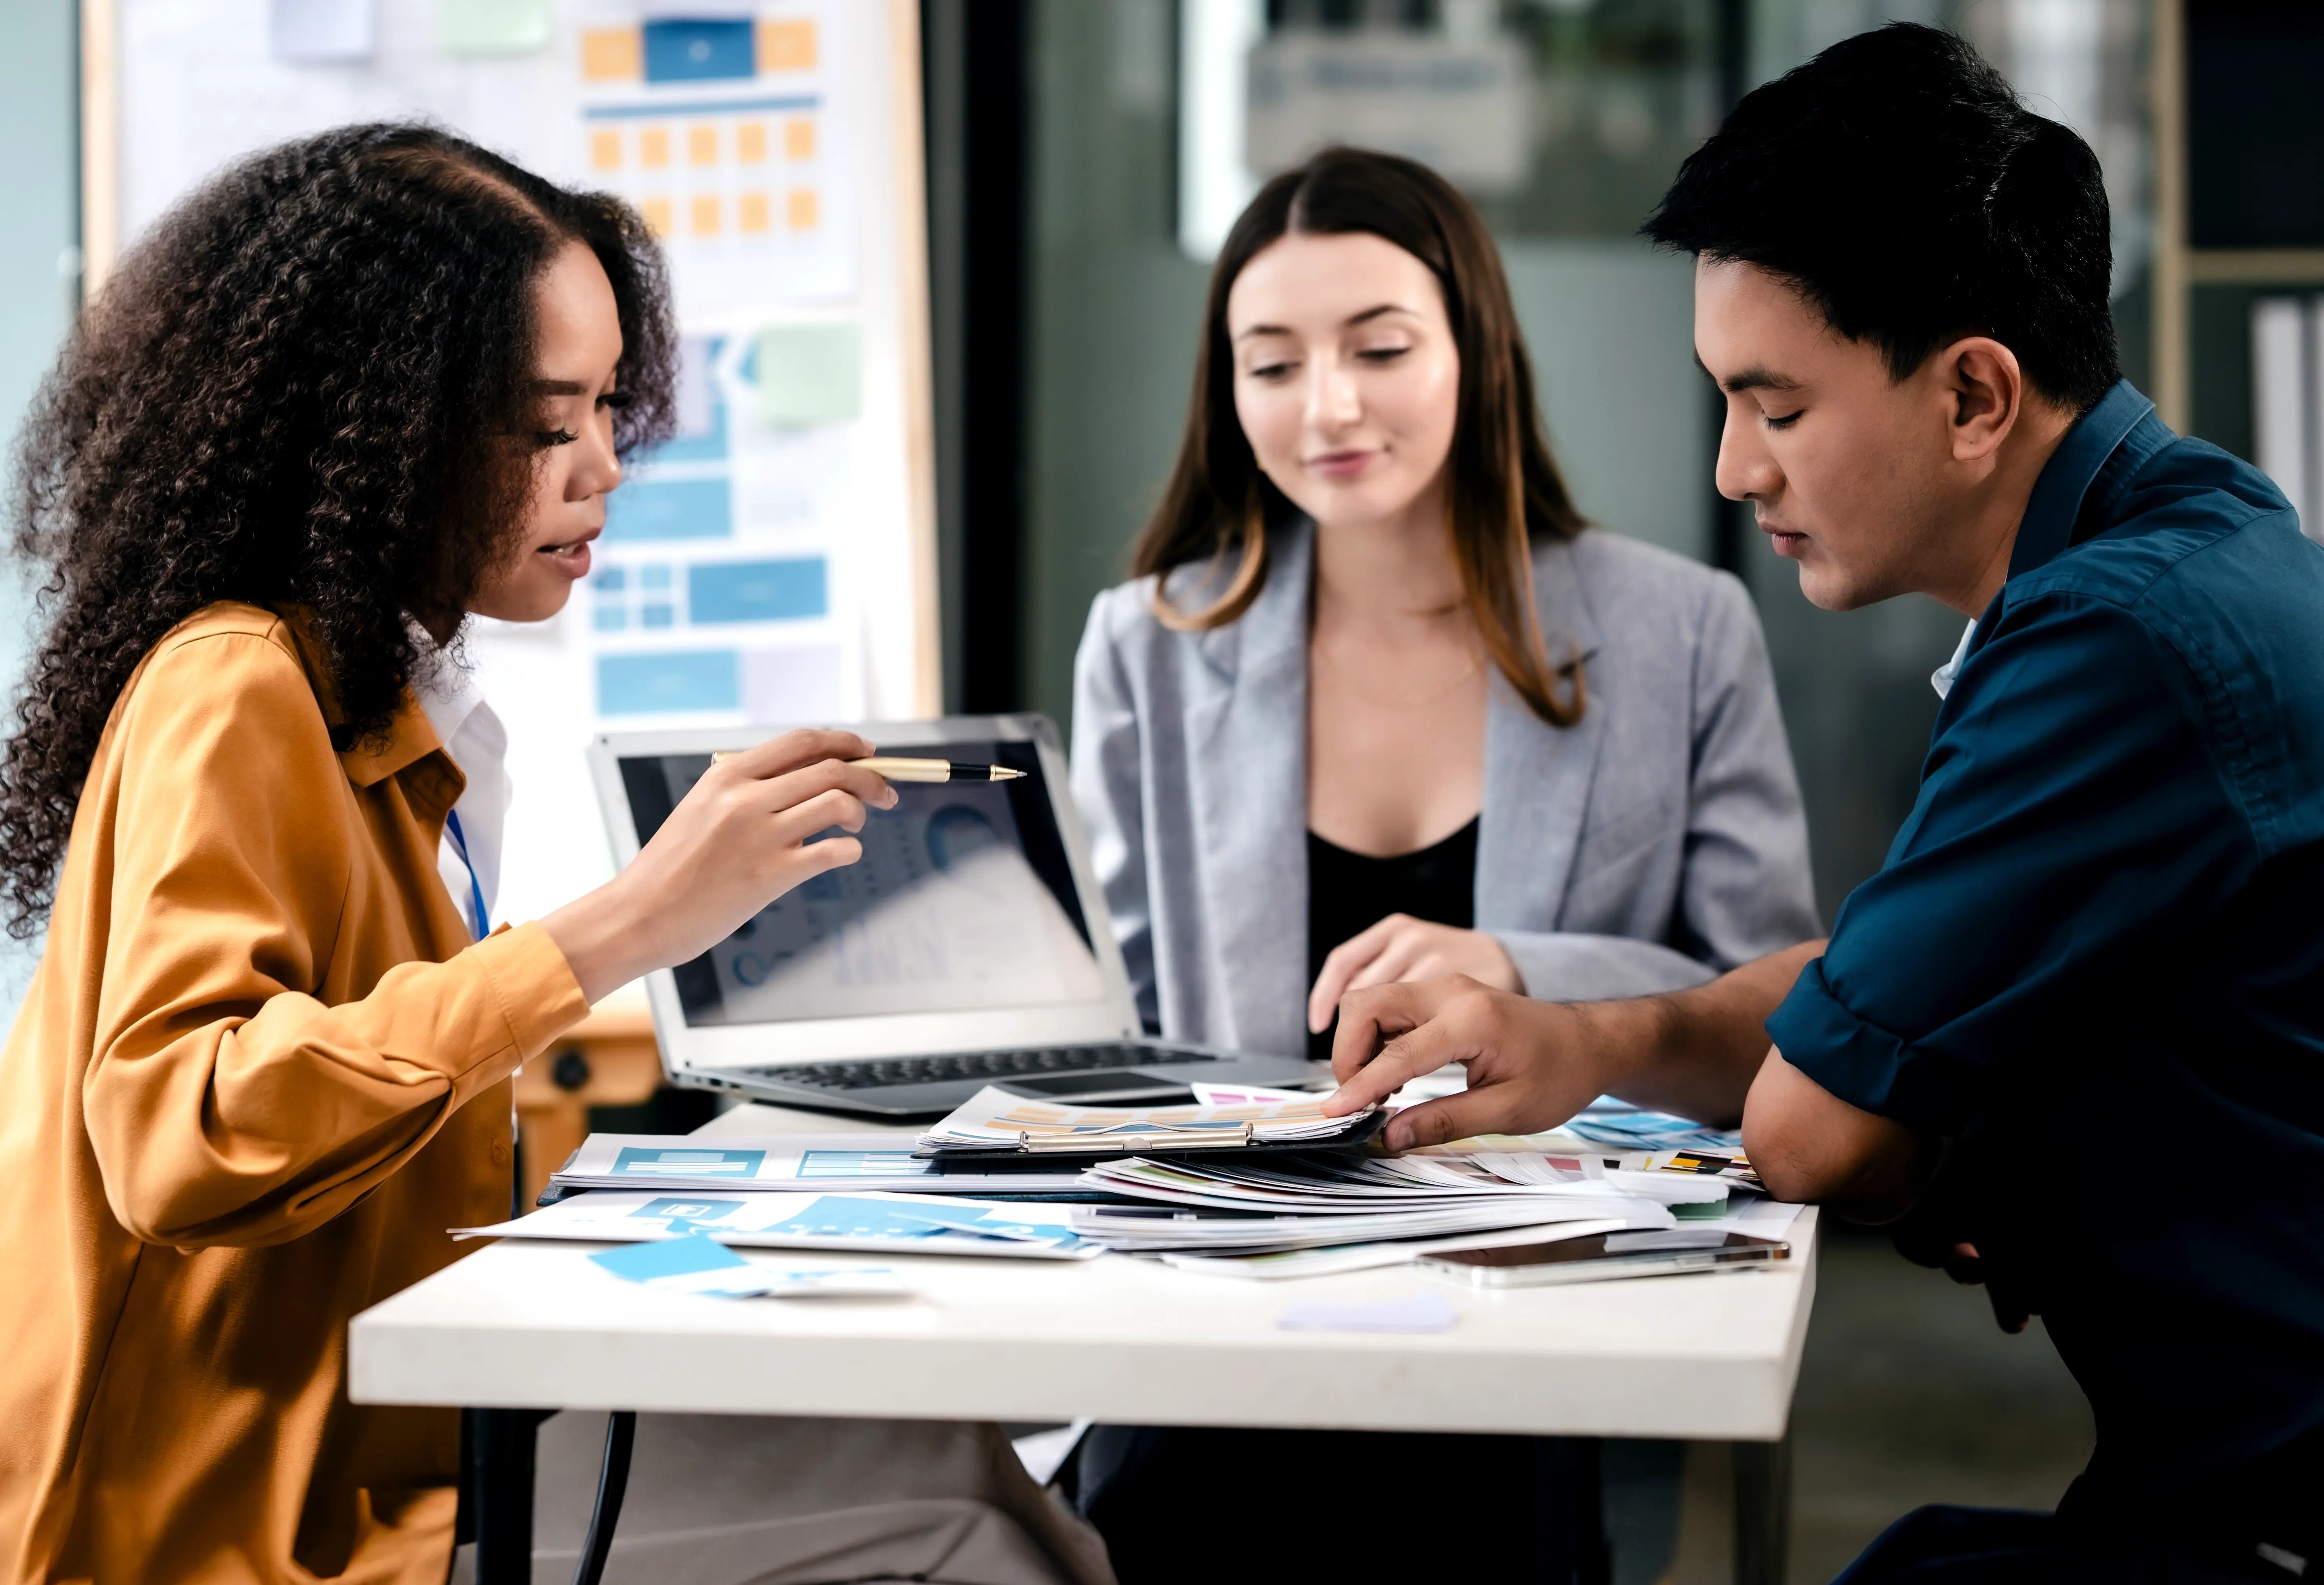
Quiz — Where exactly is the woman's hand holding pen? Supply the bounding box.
[1306,916,1523,1039]
[542,728,896,1003]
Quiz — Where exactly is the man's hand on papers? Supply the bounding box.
[1321,978,1612,1151]
[1322,944,1827,1155]
[1307,916,1524,1036]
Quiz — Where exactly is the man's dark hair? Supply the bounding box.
[1645,23,2121,413]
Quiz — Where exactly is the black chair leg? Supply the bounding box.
[468,1407,554,1585]
[571,1411,638,1585]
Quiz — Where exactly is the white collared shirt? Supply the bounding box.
[411,641,510,940]
[1930,619,1978,701]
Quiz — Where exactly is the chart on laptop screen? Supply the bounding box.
[620,743,1105,1026]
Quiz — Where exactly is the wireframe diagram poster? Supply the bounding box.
[112,0,935,927]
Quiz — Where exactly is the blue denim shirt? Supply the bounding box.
[1767,381,2324,1551]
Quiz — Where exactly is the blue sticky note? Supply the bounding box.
[687,557,826,624]
[597,650,740,715]
[593,1232,749,1282]
[604,475,733,543]
[642,19,756,83]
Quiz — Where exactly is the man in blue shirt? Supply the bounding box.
[1325,25,2324,1583]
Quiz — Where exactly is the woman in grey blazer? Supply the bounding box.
[1071,204,1814,1068]
[1075,513,1818,1054]
[1065,148,1816,1584]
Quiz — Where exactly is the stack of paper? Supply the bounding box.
[1081,1151,1728,1213]
[917,1086,1379,1156]
[1057,1148,1731,1277]
[548,1133,1094,1198]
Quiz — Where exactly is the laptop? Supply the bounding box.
[588,714,1321,1118]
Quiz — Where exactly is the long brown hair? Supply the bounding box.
[1132,146,1588,726]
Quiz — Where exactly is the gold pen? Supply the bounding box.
[710,751,1025,783]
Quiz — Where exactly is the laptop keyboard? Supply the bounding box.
[750,1044,1217,1093]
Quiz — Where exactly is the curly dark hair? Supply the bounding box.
[0,123,677,937]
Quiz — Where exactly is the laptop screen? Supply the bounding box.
[616,740,1105,1028]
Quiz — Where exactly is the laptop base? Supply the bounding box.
[680,1042,1323,1120]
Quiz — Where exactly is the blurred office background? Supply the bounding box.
[3,2,2320,1578]
[926,0,2167,936]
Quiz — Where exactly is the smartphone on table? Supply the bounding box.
[1419,1228,1790,1287]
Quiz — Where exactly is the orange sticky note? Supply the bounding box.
[688,124,718,166]
[589,128,623,171]
[760,18,815,72]
[736,122,769,163]
[782,117,816,161]
[639,126,671,168]
[691,195,722,236]
[642,197,674,237]
[786,188,818,231]
[738,192,772,233]
[580,28,640,81]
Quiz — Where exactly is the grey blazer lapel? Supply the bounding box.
[1185,523,1312,1056]
[1477,537,1608,935]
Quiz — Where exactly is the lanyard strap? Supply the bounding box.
[443,808,489,944]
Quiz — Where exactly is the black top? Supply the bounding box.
[1305,816,1479,1064]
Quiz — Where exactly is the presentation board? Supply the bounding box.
[83,0,938,927]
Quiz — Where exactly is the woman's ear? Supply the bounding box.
[1943,337,2023,465]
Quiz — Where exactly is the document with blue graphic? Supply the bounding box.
[548,1133,1091,1196]
[454,1189,1103,1261]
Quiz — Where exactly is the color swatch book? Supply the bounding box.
[915,1085,1383,1159]
[454,1190,1102,1260]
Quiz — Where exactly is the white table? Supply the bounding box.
[350,1103,1817,1580]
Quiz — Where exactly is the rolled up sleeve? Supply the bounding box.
[1767,595,2252,1134]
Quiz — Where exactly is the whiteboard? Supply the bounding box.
[85,0,938,929]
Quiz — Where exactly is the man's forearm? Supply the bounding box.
[1580,940,1825,1127]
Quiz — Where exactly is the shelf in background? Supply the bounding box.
[2186,250,2324,287]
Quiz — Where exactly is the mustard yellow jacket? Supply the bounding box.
[0,603,589,1583]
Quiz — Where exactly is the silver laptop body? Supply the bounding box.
[588,713,1318,1117]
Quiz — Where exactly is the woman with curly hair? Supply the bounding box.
[0,126,1108,1585]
